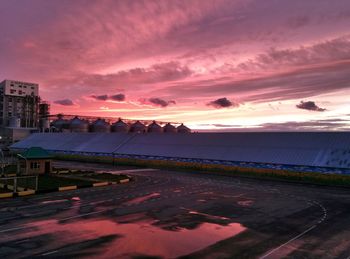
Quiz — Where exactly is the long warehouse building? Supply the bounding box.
[10,132,350,171]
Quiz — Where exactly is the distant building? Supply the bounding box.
[0,79,40,128]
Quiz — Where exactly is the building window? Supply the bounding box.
[30,162,40,169]
[10,89,16,94]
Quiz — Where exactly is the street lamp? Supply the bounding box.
[0,136,4,175]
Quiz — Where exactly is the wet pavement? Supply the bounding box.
[1,161,350,258]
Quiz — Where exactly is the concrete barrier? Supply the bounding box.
[17,187,26,192]
[0,192,13,198]
[93,182,109,187]
[7,185,14,190]
[0,183,5,188]
[58,185,77,191]
[18,190,35,196]
[119,179,130,184]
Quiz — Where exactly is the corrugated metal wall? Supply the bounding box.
[10,132,350,169]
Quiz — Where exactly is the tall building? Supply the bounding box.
[0,79,40,128]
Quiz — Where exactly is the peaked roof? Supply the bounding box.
[20,147,53,159]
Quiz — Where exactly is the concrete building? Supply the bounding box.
[17,147,53,175]
[0,79,40,128]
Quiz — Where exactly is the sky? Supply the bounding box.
[0,0,350,131]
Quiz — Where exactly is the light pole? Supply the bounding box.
[0,136,4,175]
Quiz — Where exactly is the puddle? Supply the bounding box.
[123,193,160,206]
[173,189,182,193]
[15,218,245,258]
[71,197,81,201]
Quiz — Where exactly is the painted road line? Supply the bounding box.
[42,250,59,256]
[259,225,317,259]
[0,225,29,234]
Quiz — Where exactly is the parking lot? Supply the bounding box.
[0,161,350,258]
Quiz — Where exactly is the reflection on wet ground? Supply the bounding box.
[123,193,161,206]
[12,216,245,258]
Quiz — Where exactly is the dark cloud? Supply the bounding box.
[90,94,108,101]
[53,99,74,106]
[199,118,350,132]
[90,93,125,102]
[207,97,238,109]
[256,120,350,131]
[148,98,176,108]
[296,101,326,112]
[110,94,125,102]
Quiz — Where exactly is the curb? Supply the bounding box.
[18,190,36,196]
[0,192,13,198]
[0,177,132,198]
[93,182,109,187]
[119,179,130,184]
[58,185,77,191]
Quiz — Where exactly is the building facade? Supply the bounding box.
[0,79,40,128]
[18,147,52,175]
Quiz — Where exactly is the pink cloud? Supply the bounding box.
[1,0,350,130]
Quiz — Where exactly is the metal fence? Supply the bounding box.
[0,175,38,192]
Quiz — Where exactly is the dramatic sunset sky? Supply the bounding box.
[1,0,349,131]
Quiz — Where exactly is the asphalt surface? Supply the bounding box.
[0,161,350,258]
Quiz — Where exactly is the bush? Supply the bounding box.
[54,154,350,187]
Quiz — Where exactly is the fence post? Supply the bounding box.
[14,177,17,193]
[35,176,38,191]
